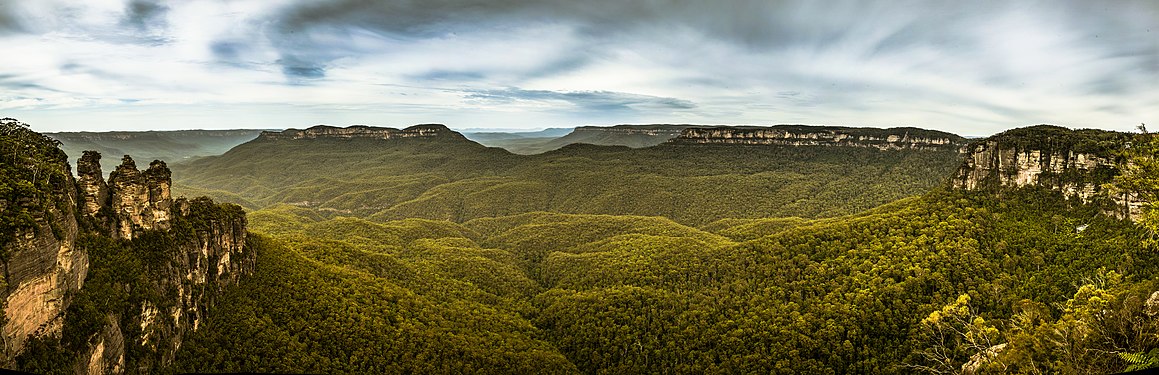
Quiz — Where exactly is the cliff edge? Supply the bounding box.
[0,118,254,374]
[258,124,465,141]
[951,125,1143,220]
[666,125,967,151]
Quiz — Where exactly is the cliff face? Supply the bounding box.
[667,125,967,151]
[0,118,253,374]
[107,156,173,239]
[81,197,252,374]
[259,124,465,141]
[76,151,108,218]
[0,137,87,361]
[951,125,1142,219]
[572,125,692,137]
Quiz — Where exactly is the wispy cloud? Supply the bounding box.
[0,0,1153,133]
[465,88,696,112]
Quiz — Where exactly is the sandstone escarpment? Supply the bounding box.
[77,151,108,218]
[260,124,465,141]
[107,156,173,239]
[572,125,693,137]
[1,118,253,373]
[94,197,251,374]
[668,125,967,151]
[952,125,1142,219]
[0,119,88,363]
[0,179,87,362]
[69,153,252,374]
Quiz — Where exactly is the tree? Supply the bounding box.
[908,294,1006,374]
[1111,123,1159,248]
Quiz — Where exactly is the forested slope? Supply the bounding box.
[173,125,964,225]
[166,123,1159,374]
[174,187,1157,374]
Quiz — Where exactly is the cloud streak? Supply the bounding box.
[465,88,696,112]
[0,0,1153,134]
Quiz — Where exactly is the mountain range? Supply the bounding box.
[2,119,1156,374]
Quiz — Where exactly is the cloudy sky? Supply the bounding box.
[0,0,1155,135]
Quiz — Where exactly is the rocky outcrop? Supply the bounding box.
[80,314,125,375]
[572,125,693,137]
[259,124,466,141]
[962,343,1007,374]
[1146,291,1159,317]
[107,156,173,239]
[951,125,1142,220]
[667,125,967,151]
[97,197,251,373]
[1,120,252,374]
[70,153,251,374]
[77,151,108,218]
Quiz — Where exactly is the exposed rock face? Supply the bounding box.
[77,151,108,218]
[107,156,173,239]
[72,154,251,374]
[668,125,967,151]
[0,145,87,363]
[1,138,251,374]
[260,124,465,141]
[101,197,252,373]
[80,314,125,375]
[951,125,1142,220]
[573,125,692,137]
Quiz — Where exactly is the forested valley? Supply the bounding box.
[4,121,1158,374]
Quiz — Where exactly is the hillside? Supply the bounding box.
[168,122,1158,374]
[173,187,1156,374]
[174,124,966,225]
[5,118,1156,374]
[47,129,266,165]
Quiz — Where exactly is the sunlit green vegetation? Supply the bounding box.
[4,121,1146,373]
[160,126,1159,373]
[172,185,1157,374]
[175,136,964,225]
[0,118,71,258]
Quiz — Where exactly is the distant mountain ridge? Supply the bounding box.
[364,123,973,155]
[666,125,967,151]
[259,124,466,141]
[174,122,968,225]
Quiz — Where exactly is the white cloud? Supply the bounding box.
[0,0,1153,133]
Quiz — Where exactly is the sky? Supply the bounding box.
[0,0,1155,135]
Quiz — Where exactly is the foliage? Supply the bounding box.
[910,294,1006,374]
[172,234,578,374]
[173,135,964,225]
[1110,124,1159,248]
[167,186,1158,374]
[1120,348,1159,371]
[0,118,70,258]
[11,120,1154,373]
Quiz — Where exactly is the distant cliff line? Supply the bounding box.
[257,123,970,151]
